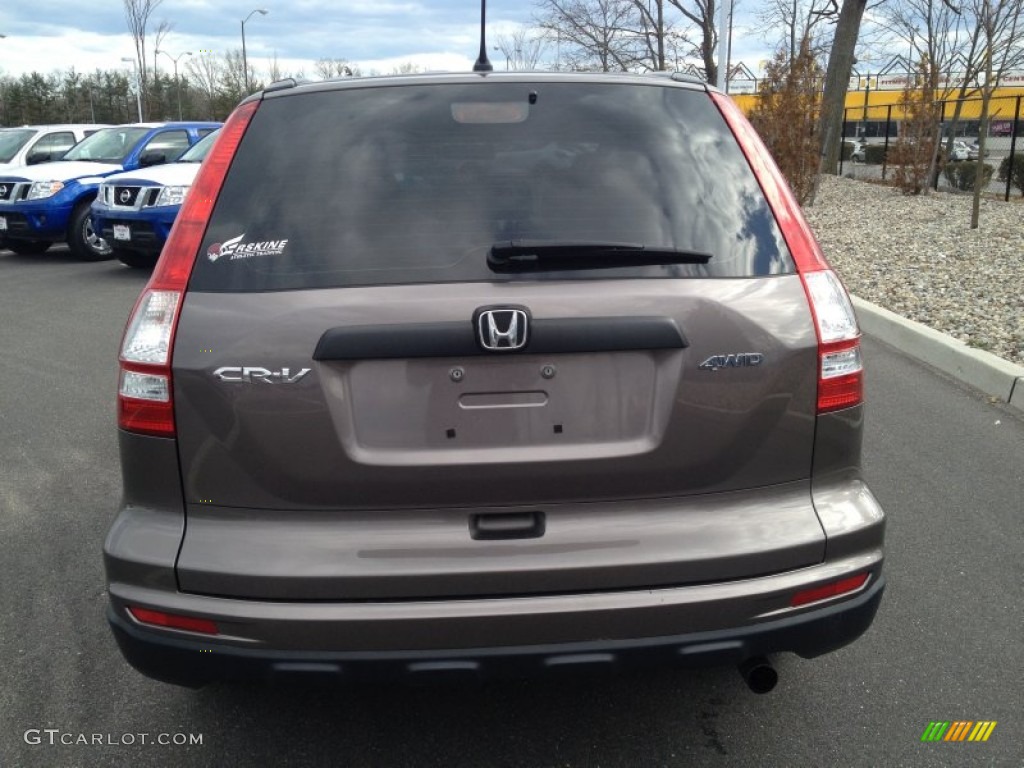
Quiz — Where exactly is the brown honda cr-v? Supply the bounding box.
[105,70,885,692]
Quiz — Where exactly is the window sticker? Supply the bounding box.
[207,233,289,262]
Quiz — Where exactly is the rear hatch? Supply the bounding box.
[171,78,825,599]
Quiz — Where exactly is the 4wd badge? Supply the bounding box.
[698,353,764,371]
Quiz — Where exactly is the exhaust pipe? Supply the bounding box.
[738,656,778,694]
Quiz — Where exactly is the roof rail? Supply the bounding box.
[264,78,301,94]
[670,72,705,85]
[640,71,706,85]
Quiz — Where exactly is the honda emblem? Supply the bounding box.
[476,308,529,351]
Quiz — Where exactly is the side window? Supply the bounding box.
[28,131,76,162]
[197,128,216,138]
[142,130,190,162]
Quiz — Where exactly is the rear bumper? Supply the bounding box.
[106,566,884,688]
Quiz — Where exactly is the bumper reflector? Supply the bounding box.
[128,606,219,635]
[790,572,869,607]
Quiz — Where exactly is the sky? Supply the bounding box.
[0,0,775,82]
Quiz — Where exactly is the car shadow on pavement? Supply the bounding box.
[1,249,152,279]
[184,661,792,764]
[1,249,87,265]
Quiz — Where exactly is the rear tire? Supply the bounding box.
[114,248,158,270]
[6,240,51,255]
[67,201,113,261]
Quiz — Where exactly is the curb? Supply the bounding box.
[852,295,1024,414]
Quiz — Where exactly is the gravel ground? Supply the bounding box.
[803,175,1024,365]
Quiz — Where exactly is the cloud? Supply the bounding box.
[0,1,779,84]
[0,0,536,78]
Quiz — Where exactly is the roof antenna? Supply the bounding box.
[473,0,493,73]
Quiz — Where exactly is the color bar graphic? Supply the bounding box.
[921,721,996,742]
[967,722,997,742]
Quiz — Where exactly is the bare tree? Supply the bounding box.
[150,19,172,118]
[221,49,255,105]
[494,29,548,70]
[184,52,221,117]
[267,53,284,84]
[883,0,968,87]
[880,0,984,153]
[631,0,669,70]
[758,0,837,64]
[123,0,164,114]
[968,0,1024,227]
[152,19,172,77]
[666,0,718,83]
[314,58,360,79]
[535,0,642,71]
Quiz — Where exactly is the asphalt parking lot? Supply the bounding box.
[1,246,1021,768]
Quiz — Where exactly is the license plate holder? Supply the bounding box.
[113,224,131,241]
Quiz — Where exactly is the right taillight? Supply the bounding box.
[117,101,259,437]
[802,269,863,413]
[709,91,864,415]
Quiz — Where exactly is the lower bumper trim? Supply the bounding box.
[108,576,885,688]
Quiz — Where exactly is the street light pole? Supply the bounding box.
[157,49,192,121]
[864,72,871,130]
[241,8,269,93]
[716,0,733,90]
[121,57,144,122]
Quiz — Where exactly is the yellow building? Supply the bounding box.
[731,81,1024,134]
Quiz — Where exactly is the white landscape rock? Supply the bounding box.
[803,175,1024,365]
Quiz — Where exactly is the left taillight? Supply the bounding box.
[117,100,259,438]
[118,290,181,436]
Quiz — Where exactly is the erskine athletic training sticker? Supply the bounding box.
[207,233,289,262]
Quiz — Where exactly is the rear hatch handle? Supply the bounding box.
[470,511,546,541]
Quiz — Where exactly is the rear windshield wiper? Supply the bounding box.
[488,240,712,272]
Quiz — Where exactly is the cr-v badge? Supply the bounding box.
[213,366,311,383]
[698,353,764,371]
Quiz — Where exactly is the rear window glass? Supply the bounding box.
[191,82,793,292]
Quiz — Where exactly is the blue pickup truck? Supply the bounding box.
[91,129,219,269]
[0,122,220,259]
